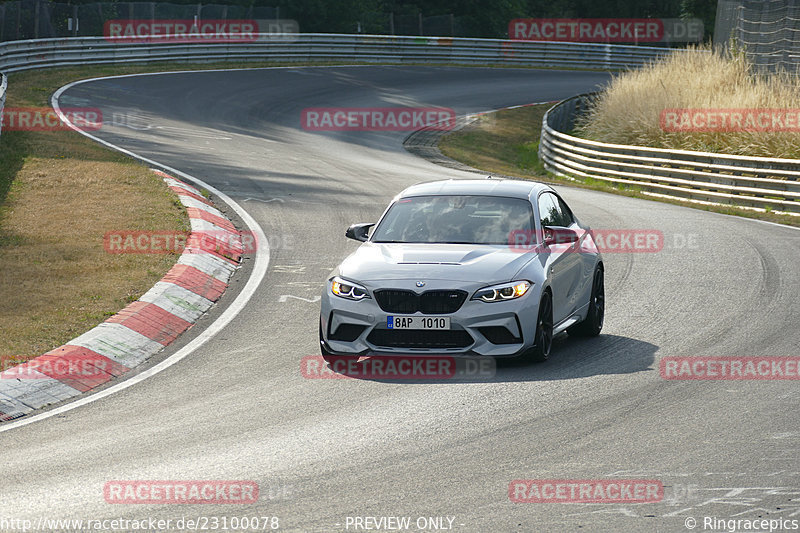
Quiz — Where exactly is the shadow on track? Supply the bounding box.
[321,334,658,384]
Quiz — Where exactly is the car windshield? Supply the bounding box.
[371,194,534,244]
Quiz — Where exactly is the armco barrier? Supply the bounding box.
[0,33,677,73]
[539,93,800,215]
[1,34,795,214]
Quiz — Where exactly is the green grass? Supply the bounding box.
[439,106,549,177]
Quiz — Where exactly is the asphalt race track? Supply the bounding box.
[2,66,799,532]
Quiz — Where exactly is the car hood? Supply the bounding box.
[337,243,537,283]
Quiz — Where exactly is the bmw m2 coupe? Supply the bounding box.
[320,178,604,363]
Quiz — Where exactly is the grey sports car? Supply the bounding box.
[319,178,604,363]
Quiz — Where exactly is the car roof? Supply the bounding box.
[398,178,551,200]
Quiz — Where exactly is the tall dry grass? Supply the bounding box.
[576,44,800,158]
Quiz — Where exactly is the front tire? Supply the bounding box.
[521,291,553,363]
[567,266,604,337]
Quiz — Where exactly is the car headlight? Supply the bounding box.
[330,276,370,301]
[473,281,531,303]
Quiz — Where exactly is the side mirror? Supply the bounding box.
[345,223,375,242]
[543,226,579,246]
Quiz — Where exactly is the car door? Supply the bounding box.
[537,192,583,324]
[552,193,590,317]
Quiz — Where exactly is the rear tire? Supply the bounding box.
[520,291,553,363]
[567,266,604,337]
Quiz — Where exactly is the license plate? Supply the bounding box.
[387,316,451,330]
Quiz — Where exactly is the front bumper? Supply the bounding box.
[320,279,541,357]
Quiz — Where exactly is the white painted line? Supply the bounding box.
[243,197,285,204]
[0,73,270,434]
[278,295,321,303]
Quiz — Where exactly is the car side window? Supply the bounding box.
[538,193,560,227]
[554,195,575,227]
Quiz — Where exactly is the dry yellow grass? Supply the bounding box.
[576,45,800,158]
[0,71,189,359]
[0,60,340,361]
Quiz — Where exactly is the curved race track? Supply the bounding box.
[1,66,799,532]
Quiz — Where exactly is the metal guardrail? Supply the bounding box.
[539,93,800,215]
[0,72,6,137]
[0,33,677,73]
[8,34,789,216]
